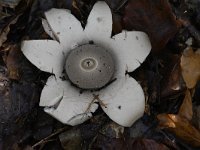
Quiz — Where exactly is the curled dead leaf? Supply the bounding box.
[157,114,200,147]
[157,90,200,147]
[181,47,200,89]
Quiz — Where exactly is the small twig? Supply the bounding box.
[38,139,56,150]
[32,127,68,148]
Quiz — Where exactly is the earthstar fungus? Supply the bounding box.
[21,1,151,127]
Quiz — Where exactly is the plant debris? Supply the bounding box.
[123,0,181,51]
[1,0,200,149]
[157,90,200,147]
[181,47,200,89]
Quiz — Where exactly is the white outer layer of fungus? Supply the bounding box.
[21,1,151,127]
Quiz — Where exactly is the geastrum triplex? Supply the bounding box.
[21,1,151,127]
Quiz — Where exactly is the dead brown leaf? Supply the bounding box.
[112,14,123,35]
[59,128,82,150]
[193,105,200,130]
[181,47,200,89]
[123,0,180,51]
[178,90,193,120]
[160,53,186,99]
[5,45,22,80]
[158,114,200,147]
[0,15,20,48]
[130,139,170,150]
[92,136,170,150]
[157,90,200,147]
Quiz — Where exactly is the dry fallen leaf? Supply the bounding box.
[0,16,20,48]
[59,128,82,150]
[157,90,200,147]
[158,114,200,147]
[123,0,180,51]
[92,136,170,150]
[160,54,186,99]
[6,45,22,80]
[193,105,200,130]
[178,90,193,120]
[181,47,200,89]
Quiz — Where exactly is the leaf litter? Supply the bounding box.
[0,0,200,149]
[157,90,200,147]
[181,47,200,89]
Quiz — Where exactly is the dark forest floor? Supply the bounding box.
[0,0,200,150]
